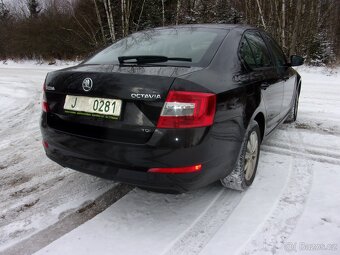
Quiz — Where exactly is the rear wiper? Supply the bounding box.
[118,55,192,64]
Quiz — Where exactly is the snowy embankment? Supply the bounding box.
[0,62,339,255]
[0,61,131,254]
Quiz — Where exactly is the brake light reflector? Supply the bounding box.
[42,82,49,112]
[157,91,216,128]
[148,164,202,174]
[42,140,49,149]
[42,101,49,112]
[42,95,49,112]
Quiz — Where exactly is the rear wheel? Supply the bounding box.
[221,121,261,191]
[285,88,300,123]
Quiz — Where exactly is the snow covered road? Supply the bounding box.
[0,63,131,254]
[1,64,339,255]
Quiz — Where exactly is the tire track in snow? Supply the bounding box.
[0,68,46,137]
[1,184,133,255]
[163,189,244,255]
[237,129,314,254]
[0,87,41,138]
[0,66,121,252]
[261,141,340,165]
[162,127,314,255]
[161,129,300,255]
[0,69,45,172]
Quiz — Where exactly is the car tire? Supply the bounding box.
[220,120,261,191]
[285,88,300,123]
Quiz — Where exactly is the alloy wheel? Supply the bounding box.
[244,131,258,181]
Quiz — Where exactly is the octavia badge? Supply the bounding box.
[82,78,93,92]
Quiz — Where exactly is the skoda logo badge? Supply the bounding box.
[82,78,93,92]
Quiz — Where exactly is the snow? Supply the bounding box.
[0,59,79,69]
[1,63,340,255]
[0,62,116,253]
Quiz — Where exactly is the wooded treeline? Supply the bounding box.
[0,0,339,65]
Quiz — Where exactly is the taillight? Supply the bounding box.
[157,91,216,128]
[148,164,202,174]
[42,82,49,112]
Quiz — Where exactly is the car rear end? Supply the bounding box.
[40,26,235,192]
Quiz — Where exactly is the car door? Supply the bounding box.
[240,30,284,132]
[262,32,296,116]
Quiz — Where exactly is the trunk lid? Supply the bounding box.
[45,64,201,144]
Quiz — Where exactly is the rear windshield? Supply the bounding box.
[85,28,229,67]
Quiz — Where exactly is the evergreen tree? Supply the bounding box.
[0,0,9,21]
[27,0,41,18]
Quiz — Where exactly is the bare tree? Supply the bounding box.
[256,0,266,29]
[161,0,165,26]
[281,0,286,50]
[103,0,115,42]
[289,0,302,56]
[176,0,181,25]
[93,0,106,44]
[135,0,145,31]
[121,0,132,36]
[0,0,339,64]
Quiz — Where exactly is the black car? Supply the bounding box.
[40,24,303,193]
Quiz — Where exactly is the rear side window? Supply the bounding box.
[240,31,272,69]
[239,37,257,69]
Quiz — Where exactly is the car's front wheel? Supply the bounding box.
[221,120,261,191]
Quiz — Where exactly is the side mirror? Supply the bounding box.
[290,55,304,66]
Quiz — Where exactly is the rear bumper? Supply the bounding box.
[46,151,215,193]
[40,114,242,192]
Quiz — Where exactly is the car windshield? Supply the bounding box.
[85,28,229,67]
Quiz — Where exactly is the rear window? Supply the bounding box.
[85,28,228,67]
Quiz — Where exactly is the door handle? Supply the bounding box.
[260,82,270,90]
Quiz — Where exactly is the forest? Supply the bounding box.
[0,0,339,65]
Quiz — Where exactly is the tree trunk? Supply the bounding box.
[121,0,125,36]
[93,0,105,44]
[289,0,302,56]
[103,0,115,42]
[176,0,181,25]
[161,0,165,26]
[256,0,266,29]
[121,0,132,36]
[107,0,115,41]
[282,0,286,49]
[135,0,145,31]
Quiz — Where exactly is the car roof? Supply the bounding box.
[155,23,256,31]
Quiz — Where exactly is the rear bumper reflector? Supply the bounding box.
[148,164,202,174]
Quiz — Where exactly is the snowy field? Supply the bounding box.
[0,62,339,255]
